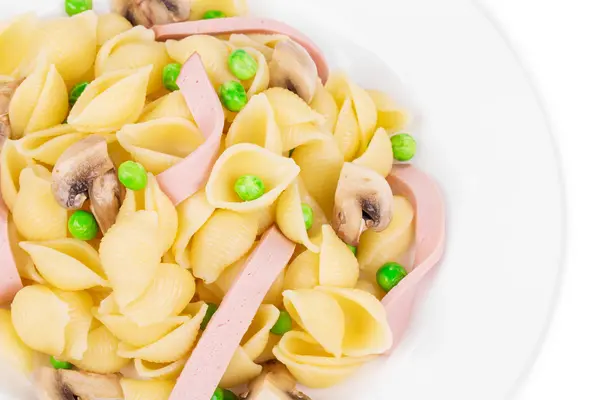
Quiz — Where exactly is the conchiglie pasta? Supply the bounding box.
[138,91,194,123]
[0,13,39,77]
[144,174,178,253]
[117,303,207,363]
[121,378,175,400]
[96,26,171,95]
[220,347,262,388]
[117,117,204,174]
[241,305,280,360]
[134,358,187,380]
[11,285,69,356]
[0,310,35,374]
[39,11,97,84]
[355,279,385,300]
[190,209,258,283]
[276,181,319,252]
[190,0,248,20]
[68,66,151,133]
[55,290,94,361]
[99,210,162,309]
[310,83,338,133]
[12,166,68,241]
[171,191,215,270]
[225,93,282,154]
[264,88,325,128]
[7,218,45,284]
[352,127,394,177]
[358,196,415,276]
[17,125,88,166]
[8,62,68,138]
[319,225,359,288]
[73,325,130,373]
[367,89,408,133]
[283,250,319,291]
[206,144,300,213]
[254,202,276,235]
[0,140,32,212]
[122,263,195,326]
[239,47,269,97]
[333,98,360,161]
[97,13,133,46]
[19,239,107,291]
[227,34,286,60]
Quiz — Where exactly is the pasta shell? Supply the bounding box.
[352,127,394,177]
[241,47,269,97]
[121,379,175,400]
[134,358,187,380]
[206,143,300,212]
[97,13,133,46]
[17,125,88,165]
[138,91,194,123]
[195,281,223,305]
[144,174,178,254]
[319,225,359,288]
[117,117,204,174]
[333,98,360,161]
[13,166,68,241]
[276,180,319,252]
[11,285,69,356]
[310,83,338,133]
[69,66,152,133]
[355,279,386,301]
[0,13,39,77]
[55,290,94,361]
[39,11,98,84]
[220,347,262,388]
[172,191,215,269]
[96,26,171,95]
[20,239,107,291]
[280,123,329,154]
[166,35,235,89]
[227,34,287,60]
[9,62,68,138]
[264,88,325,128]
[0,140,33,212]
[117,303,207,363]
[189,0,248,20]
[357,196,415,276]
[0,309,35,374]
[254,202,277,235]
[283,289,344,357]
[7,217,45,284]
[226,93,282,154]
[316,287,393,357]
[367,89,408,133]
[283,250,319,291]
[241,305,280,360]
[122,263,195,326]
[99,210,162,309]
[190,209,258,283]
[73,325,130,373]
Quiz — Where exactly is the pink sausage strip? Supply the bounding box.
[156,53,224,206]
[0,169,23,305]
[170,227,295,400]
[153,17,330,83]
[383,164,446,345]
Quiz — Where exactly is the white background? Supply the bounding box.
[478,0,600,398]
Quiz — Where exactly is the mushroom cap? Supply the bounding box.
[332,163,394,246]
[242,361,311,400]
[51,135,115,210]
[113,0,191,28]
[34,367,123,400]
[90,168,123,234]
[0,79,20,147]
[269,39,319,104]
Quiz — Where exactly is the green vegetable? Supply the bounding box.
[390,133,417,162]
[68,210,99,241]
[118,161,148,191]
[201,303,218,330]
[270,310,293,335]
[376,262,408,293]
[65,0,92,16]
[228,49,258,81]
[222,389,238,400]
[69,82,89,106]
[347,244,357,255]
[289,148,295,157]
[50,356,73,370]
[301,203,313,230]
[203,10,227,19]
[162,63,182,91]
[211,388,225,400]
[219,81,248,112]
[234,175,265,202]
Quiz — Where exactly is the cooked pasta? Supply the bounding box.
[276,180,320,253]
[220,347,262,388]
[189,0,248,20]
[319,225,359,288]
[121,378,176,400]
[0,139,32,212]
[0,309,35,374]
[264,88,325,128]
[134,358,187,380]
[352,127,394,177]
[17,125,89,166]
[333,97,361,161]
[73,325,130,373]
[310,83,339,133]
[96,13,133,46]
[367,89,408,133]
[138,91,194,123]
[7,217,45,284]
[0,13,39,77]
[53,290,95,361]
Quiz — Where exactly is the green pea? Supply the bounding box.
[69,82,89,106]
[118,161,148,191]
[270,310,293,336]
[234,175,265,202]
[222,389,238,400]
[68,210,99,241]
[347,244,357,255]
[289,148,295,157]
[211,388,225,400]
[219,81,248,112]
[228,49,258,81]
[301,203,313,230]
[376,262,408,293]
[50,356,73,370]
[203,10,227,19]
[201,303,218,330]
[65,0,93,16]
[162,63,182,91]
[390,133,417,162]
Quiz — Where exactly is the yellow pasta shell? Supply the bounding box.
[139,91,194,123]
[276,181,319,252]
[353,127,394,177]
[310,83,338,133]
[333,97,360,161]
[220,347,262,388]
[17,125,88,165]
[55,290,94,361]
[97,13,133,46]
[121,378,175,400]
[145,174,178,254]
[240,47,269,97]
[73,325,130,373]
[355,279,386,300]
[283,250,319,291]
[280,123,330,154]
[134,358,187,380]
[190,0,248,19]
[0,310,35,374]
[0,13,39,77]
[241,305,280,360]
[0,140,33,212]
[367,89,408,133]
[253,202,276,235]
[319,225,359,288]
[264,88,325,128]
[7,217,45,283]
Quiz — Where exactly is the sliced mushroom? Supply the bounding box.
[0,79,20,148]
[112,0,191,28]
[242,361,311,400]
[90,168,123,234]
[52,135,115,210]
[34,367,123,400]
[269,39,319,103]
[332,162,394,246]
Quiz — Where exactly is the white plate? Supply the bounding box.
[0,0,564,399]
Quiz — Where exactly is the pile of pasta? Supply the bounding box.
[0,3,416,398]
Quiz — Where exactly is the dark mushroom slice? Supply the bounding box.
[112,0,191,28]
[269,39,319,104]
[242,361,311,400]
[332,163,394,246]
[51,135,115,210]
[0,79,21,148]
[34,367,123,400]
[90,168,123,234]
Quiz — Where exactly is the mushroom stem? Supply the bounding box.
[269,39,319,103]
[112,0,191,27]
[34,367,123,400]
[242,361,311,400]
[90,169,123,234]
[0,79,21,149]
